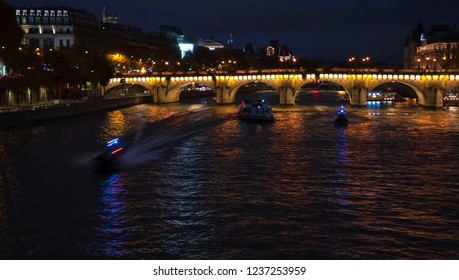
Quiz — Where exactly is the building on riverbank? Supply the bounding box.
[5,5,179,108]
[404,22,459,69]
[14,6,98,50]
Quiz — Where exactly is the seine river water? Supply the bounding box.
[1,91,458,259]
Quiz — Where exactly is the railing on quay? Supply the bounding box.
[0,94,151,114]
[0,100,75,114]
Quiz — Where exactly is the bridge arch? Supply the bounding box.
[105,83,151,96]
[308,79,352,103]
[445,82,459,93]
[166,81,216,102]
[228,80,278,103]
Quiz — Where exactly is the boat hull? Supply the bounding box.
[237,99,275,123]
[238,114,275,122]
[334,116,348,126]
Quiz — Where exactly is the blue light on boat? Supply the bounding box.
[107,138,119,147]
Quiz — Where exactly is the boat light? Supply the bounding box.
[111,148,123,155]
[107,138,119,147]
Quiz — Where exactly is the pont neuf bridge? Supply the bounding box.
[106,68,459,108]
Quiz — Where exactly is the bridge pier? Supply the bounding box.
[278,86,295,105]
[152,85,169,103]
[350,86,368,106]
[422,86,444,108]
[215,86,233,104]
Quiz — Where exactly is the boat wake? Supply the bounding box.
[79,110,219,172]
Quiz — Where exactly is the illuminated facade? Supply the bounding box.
[198,39,225,51]
[405,24,459,69]
[0,60,6,76]
[15,6,98,50]
[266,46,275,56]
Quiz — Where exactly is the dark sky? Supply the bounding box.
[7,0,459,64]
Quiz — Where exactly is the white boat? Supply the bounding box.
[238,99,275,122]
[367,91,405,102]
[444,92,459,106]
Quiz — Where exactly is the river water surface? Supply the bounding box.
[1,92,458,259]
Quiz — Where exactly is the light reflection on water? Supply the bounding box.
[90,173,128,258]
[1,97,458,259]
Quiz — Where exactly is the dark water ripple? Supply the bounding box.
[1,101,458,259]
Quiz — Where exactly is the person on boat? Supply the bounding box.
[337,106,346,116]
[95,138,124,171]
[335,106,348,125]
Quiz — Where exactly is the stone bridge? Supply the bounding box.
[105,69,459,108]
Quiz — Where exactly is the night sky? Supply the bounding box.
[7,0,459,64]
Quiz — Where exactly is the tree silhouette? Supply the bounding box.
[0,0,24,72]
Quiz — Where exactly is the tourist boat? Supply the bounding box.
[443,92,459,106]
[367,91,405,102]
[94,138,125,171]
[334,106,348,126]
[181,83,214,98]
[238,99,275,122]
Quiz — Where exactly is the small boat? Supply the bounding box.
[94,138,125,171]
[238,99,275,122]
[334,106,348,126]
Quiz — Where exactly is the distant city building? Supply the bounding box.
[227,33,233,47]
[101,22,151,55]
[266,46,275,56]
[404,22,425,69]
[101,7,119,24]
[198,39,225,51]
[0,60,6,76]
[405,23,459,69]
[278,45,295,62]
[154,25,192,58]
[14,5,180,62]
[243,42,256,54]
[15,6,98,50]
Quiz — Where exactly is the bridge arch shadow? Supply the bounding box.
[168,81,216,102]
[295,81,349,104]
[105,83,151,97]
[315,78,426,106]
[232,81,279,104]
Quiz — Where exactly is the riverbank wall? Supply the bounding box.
[0,95,153,129]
